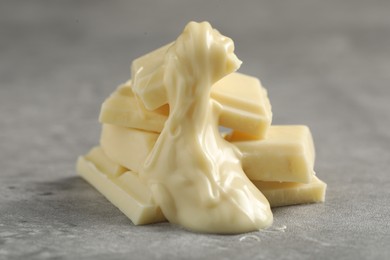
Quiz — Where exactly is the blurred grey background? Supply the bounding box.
[1,1,389,259]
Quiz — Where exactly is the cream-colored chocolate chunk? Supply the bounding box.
[131,43,173,111]
[101,73,272,137]
[227,125,315,183]
[252,176,326,207]
[76,154,165,225]
[100,124,159,173]
[211,72,272,138]
[99,81,169,133]
[84,146,127,177]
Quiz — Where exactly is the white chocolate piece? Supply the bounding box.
[99,81,169,133]
[78,146,325,225]
[84,146,127,177]
[252,176,326,207]
[100,124,159,173]
[227,125,315,183]
[76,155,165,225]
[211,72,272,138]
[78,146,326,221]
[100,72,272,137]
[131,43,173,111]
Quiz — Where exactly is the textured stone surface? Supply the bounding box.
[1,0,390,259]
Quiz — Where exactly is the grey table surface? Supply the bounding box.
[1,1,390,259]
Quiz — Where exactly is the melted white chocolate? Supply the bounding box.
[134,21,273,233]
